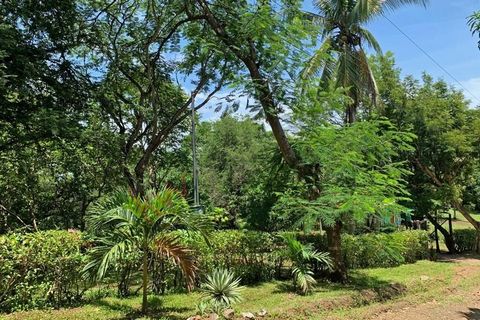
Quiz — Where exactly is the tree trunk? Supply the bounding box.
[141,245,148,314]
[195,0,347,280]
[325,221,347,282]
[425,213,456,253]
[452,201,480,231]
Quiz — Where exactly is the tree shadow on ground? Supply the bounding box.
[273,270,401,293]
[91,295,192,320]
[460,308,480,320]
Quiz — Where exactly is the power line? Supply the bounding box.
[382,14,480,105]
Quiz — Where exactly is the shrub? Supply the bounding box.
[279,234,332,294]
[291,230,430,270]
[341,231,430,269]
[453,229,479,252]
[0,230,86,312]
[178,230,276,285]
[201,269,244,307]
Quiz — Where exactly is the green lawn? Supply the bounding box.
[2,258,474,320]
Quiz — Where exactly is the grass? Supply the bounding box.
[1,258,472,320]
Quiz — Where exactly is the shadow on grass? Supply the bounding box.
[459,308,480,320]
[91,295,193,320]
[273,271,407,306]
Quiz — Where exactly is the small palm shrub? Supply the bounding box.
[83,188,211,313]
[201,269,244,308]
[280,234,332,294]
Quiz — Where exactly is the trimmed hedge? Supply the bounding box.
[453,229,479,253]
[0,230,85,312]
[341,231,430,269]
[178,230,431,283]
[178,230,277,284]
[0,229,431,312]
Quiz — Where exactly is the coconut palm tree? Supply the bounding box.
[83,188,211,313]
[302,0,428,123]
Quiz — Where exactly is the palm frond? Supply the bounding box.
[356,27,382,55]
[155,234,197,290]
[381,0,428,13]
[82,237,135,281]
[357,49,379,105]
[292,266,316,294]
[300,38,333,81]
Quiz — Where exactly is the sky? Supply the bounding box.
[199,1,480,120]
[365,0,480,105]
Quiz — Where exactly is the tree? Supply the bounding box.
[187,0,374,280]
[302,0,427,123]
[0,0,121,232]
[197,115,288,229]
[84,188,210,313]
[468,11,480,48]
[371,53,480,252]
[79,0,231,196]
[275,86,414,276]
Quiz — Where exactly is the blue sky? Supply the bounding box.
[365,0,480,104]
[200,1,480,120]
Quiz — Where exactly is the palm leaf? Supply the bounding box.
[300,38,333,81]
[154,234,197,290]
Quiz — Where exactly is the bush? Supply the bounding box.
[453,229,479,252]
[289,230,430,270]
[341,230,430,269]
[0,230,86,312]
[179,230,277,285]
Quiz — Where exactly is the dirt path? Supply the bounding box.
[369,257,480,320]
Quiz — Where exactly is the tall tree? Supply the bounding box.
[371,53,480,251]
[0,0,121,231]
[186,0,358,280]
[80,0,231,196]
[302,0,427,123]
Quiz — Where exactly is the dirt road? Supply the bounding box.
[370,257,480,320]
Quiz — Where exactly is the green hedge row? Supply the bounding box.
[0,230,85,312]
[177,230,431,283]
[452,229,479,252]
[0,229,431,312]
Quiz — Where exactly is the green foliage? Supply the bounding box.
[468,11,480,49]
[276,116,414,229]
[304,0,427,122]
[283,230,429,269]
[452,229,479,253]
[341,231,430,269]
[280,234,332,294]
[196,115,291,230]
[83,188,211,312]
[179,230,276,284]
[201,269,244,307]
[0,230,85,312]
[372,53,480,221]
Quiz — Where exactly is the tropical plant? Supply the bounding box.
[468,11,480,48]
[201,269,244,308]
[280,234,332,294]
[303,0,428,123]
[83,188,211,313]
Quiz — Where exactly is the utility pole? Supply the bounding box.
[191,94,200,208]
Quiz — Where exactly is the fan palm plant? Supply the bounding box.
[281,234,332,294]
[83,188,211,313]
[302,0,428,123]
